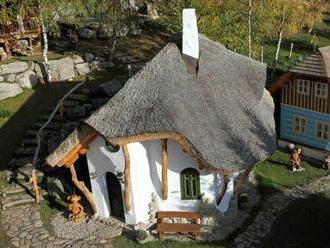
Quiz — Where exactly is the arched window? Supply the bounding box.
[180,168,200,200]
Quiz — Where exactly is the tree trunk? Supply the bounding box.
[273,27,283,72]
[70,164,98,214]
[38,1,51,82]
[261,45,264,63]
[248,0,252,58]
[289,42,293,59]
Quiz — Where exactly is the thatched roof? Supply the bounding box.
[47,34,276,173]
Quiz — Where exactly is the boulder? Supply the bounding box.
[0,83,23,101]
[16,70,38,89]
[84,53,95,62]
[5,74,16,82]
[96,79,123,97]
[28,61,35,71]
[72,54,84,64]
[58,57,75,80]
[0,76,4,82]
[46,177,65,200]
[35,62,47,79]
[90,61,114,71]
[95,57,105,62]
[0,62,28,75]
[47,57,75,81]
[75,63,90,75]
[78,28,97,40]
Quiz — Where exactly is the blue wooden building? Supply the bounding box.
[270,46,330,158]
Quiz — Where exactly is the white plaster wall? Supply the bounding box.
[87,136,223,225]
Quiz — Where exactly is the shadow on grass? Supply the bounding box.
[261,192,330,248]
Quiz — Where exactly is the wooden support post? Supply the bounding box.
[216,175,229,205]
[123,145,131,211]
[233,164,255,195]
[161,139,168,200]
[69,162,97,214]
[30,170,40,204]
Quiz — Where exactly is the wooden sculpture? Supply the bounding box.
[68,194,86,222]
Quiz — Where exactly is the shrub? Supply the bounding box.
[0,109,11,118]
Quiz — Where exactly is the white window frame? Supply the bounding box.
[292,115,307,136]
[314,120,330,141]
[296,79,310,95]
[314,82,328,99]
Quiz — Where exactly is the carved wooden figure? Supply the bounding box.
[68,194,86,222]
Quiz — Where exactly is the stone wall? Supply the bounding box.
[0,53,114,101]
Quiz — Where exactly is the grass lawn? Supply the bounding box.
[254,151,329,195]
[262,191,330,248]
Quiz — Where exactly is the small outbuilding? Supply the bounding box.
[46,12,276,227]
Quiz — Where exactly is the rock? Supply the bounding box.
[89,61,114,71]
[5,74,16,82]
[0,83,23,101]
[48,57,75,81]
[97,26,114,39]
[95,57,105,62]
[76,63,90,75]
[0,76,4,82]
[17,39,29,51]
[0,62,28,75]
[17,70,38,89]
[78,28,97,40]
[96,79,123,97]
[28,61,35,71]
[72,54,84,64]
[84,53,95,62]
[46,177,65,200]
[35,63,47,79]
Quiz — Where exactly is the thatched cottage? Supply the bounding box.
[46,12,276,226]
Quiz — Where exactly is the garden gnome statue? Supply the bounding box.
[323,154,330,170]
[290,148,305,172]
[68,194,86,222]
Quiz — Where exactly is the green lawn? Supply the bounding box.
[262,191,330,248]
[254,151,329,195]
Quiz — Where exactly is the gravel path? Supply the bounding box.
[233,175,330,248]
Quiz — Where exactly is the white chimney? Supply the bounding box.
[182,9,199,59]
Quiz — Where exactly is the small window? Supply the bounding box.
[105,141,120,152]
[315,121,330,141]
[297,79,310,95]
[314,82,328,98]
[180,168,200,200]
[292,115,307,135]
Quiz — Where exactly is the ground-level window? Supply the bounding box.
[314,82,328,98]
[297,79,310,95]
[180,168,200,200]
[292,115,307,135]
[315,121,330,141]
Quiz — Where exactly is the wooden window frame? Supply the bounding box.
[292,115,307,136]
[314,82,328,99]
[314,120,330,141]
[296,79,310,95]
[180,168,200,200]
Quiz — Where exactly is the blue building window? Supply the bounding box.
[293,115,307,136]
[315,121,329,141]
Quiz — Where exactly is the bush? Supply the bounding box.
[135,230,148,241]
[0,109,11,118]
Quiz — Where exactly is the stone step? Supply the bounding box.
[31,121,63,130]
[22,138,38,146]
[1,191,45,209]
[14,147,36,156]
[24,130,38,138]
[10,157,34,168]
[6,167,44,181]
[67,94,90,102]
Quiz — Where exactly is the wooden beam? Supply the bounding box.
[69,164,97,214]
[216,175,229,205]
[161,139,168,200]
[233,164,256,195]
[123,145,131,211]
